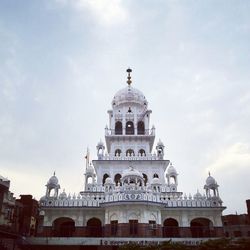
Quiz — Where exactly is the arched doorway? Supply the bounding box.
[163,218,179,237]
[126,121,134,135]
[115,121,122,135]
[126,149,135,156]
[137,121,145,135]
[102,173,109,185]
[190,218,213,237]
[87,218,102,237]
[114,173,122,186]
[142,173,148,185]
[115,149,121,156]
[139,149,146,156]
[53,217,75,237]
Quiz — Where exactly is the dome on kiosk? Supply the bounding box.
[206,173,216,186]
[105,177,114,184]
[47,172,59,186]
[122,166,143,178]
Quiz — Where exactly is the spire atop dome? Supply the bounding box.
[126,68,132,86]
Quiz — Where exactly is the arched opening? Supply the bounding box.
[111,220,118,236]
[126,121,134,135]
[87,218,102,237]
[163,218,179,237]
[137,121,145,135]
[115,121,122,135]
[139,149,146,156]
[157,147,163,156]
[102,174,109,185]
[49,188,56,197]
[87,176,93,184]
[129,220,138,236]
[115,149,121,157]
[170,176,176,185]
[114,173,122,186]
[97,146,104,155]
[190,218,214,238]
[126,149,135,156]
[53,217,75,237]
[153,173,159,178]
[143,173,148,185]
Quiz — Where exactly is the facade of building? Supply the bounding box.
[0,175,16,232]
[37,69,225,243]
[222,200,250,238]
[16,195,39,237]
[0,177,39,250]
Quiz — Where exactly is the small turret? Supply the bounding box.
[96,140,105,159]
[156,139,165,159]
[166,162,178,192]
[204,172,219,198]
[45,172,60,199]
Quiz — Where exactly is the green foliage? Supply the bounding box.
[118,242,141,250]
[118,240,190,250]
[232,237,250,250]
[160,240,190,250]
[198,238,231,250]
[118,238,250,250]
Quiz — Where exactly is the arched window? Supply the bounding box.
[87,218,102,237]
[126,149,135,156]
[102,173,109,185]
[190,218,213,238]
[139,149,146,156]
[143,173,148,185]
[115,149,121,157]
[115,121,122,135]
[153,173,159,178]
[126,121,134,135]
[137,121,145,135]
[114,174,122,186]
[163,218,179,237]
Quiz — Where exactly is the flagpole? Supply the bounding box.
[85,148,89,171]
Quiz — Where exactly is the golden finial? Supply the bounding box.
[126,68,132,86]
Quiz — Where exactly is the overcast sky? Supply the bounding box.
[1,0,250,214]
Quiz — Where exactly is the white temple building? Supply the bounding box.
[37,69,225,244]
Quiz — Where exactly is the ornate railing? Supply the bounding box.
[41,192,221,208]
[105,128,155,136]
[100,154,158,161]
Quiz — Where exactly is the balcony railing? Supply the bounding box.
[100,153,158,161]
[105,128,155,136]
[41,191,221,209]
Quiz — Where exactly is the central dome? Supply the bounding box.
[112,85,148,107]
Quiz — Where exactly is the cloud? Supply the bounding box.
[205,142,250,174]
[55,0,128,26]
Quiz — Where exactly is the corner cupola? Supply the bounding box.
[45,172,60,199]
